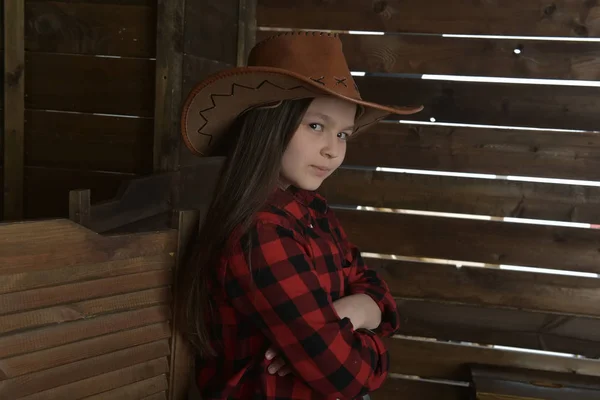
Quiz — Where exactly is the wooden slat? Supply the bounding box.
[0,218,177,270]
[371,377,470,400]
[142,392,167,400]
[24,166,135,219]
[25,1,156,57]
[83,374,169,400]
[257,0,600,37]
[395,298,600,359]
[25,110,154,173]
[321,168,600,224]
[0,252,172,282]
[0,305,170,359]
[1,287,171,335]
[356,76,600,131]
[1,322,171,379]
[254,32,600,81]
[4,0,25,220]
[0,268,172,315]
[0,340,170,398]
[336,209,600,274]
[345,122,600,181]
[385,336,600,381]
[153,0,184,172]
[25,52,155,116]
[18,358,168,400]
[375,259,600,319]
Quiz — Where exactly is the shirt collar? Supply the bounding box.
[267,185,329,216]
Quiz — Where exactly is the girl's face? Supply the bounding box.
[280,96,356,191]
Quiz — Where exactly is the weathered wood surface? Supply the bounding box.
[257,0,600,37]
[255,32,600,81]
[371,377,470,400]
[321,168,600,224]
[25,52,155,116]
[345,123,600,181]
[336,209,600,274]
[4,0,25,220]
[25,0,156,57]
[356,76,600,131]
[25,110,154,173]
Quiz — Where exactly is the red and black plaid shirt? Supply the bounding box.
[196,186,400,399]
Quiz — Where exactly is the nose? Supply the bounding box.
[321,133,342,159]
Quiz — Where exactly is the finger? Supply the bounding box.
[268,358,286,374]
[265,347,276,360]
[278,366,292,376]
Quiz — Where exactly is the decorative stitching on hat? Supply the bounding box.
[252,30,339,49]
[334,77,347,87]
[195,79,307,136]
[310,76,326,86]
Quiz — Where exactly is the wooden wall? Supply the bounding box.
[257,0,600,398]
[3,0,158,221]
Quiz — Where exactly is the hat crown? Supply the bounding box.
[248,32,360,99]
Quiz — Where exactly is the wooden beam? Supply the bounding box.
[153,0,185,173]
[3,0,25,220]
[237,0,257,66]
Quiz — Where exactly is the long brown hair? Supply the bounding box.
[177,98,314,357]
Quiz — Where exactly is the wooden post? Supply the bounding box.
[168,209,199,400]
[237,0,257,67]
[3,0,25,220]
[68,189,91,227]
[153,0,185,174]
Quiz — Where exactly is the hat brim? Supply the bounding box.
[181,66,423,156]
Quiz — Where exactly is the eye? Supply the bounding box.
[338,132,351,141]
[309,123,324,132]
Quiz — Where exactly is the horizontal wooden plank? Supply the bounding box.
[374,258,600,318]
[1,322,171,379]
[0,269,172,315]
[141,392,167,400]
[356,76,600,131]
[321,168,600,224]
[84,374,169,400]
[336,209,600,274]
[372,377,470,400]
[18,358,168,400]
[394,298,600,359]
[25,110,154,173]
[254,32,600,81]
[25,52,155,116]
[257,0,600,37]
[25,1,156,57]
[1,287,171,335]
[0,219,177,270]
[385,336,600,381]
[0,305,170,359]
[0,340,170,398]
[0,254,174,293]
[345,123,600,181]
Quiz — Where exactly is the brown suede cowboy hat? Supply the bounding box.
[181,31,423,156]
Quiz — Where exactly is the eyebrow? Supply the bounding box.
[305,112,355,131]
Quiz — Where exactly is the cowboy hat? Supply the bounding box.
[181,31,423,156]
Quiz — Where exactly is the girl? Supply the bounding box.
[177,31,423,399]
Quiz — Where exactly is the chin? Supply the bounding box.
[291,177,324,191]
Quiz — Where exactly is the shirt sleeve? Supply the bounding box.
[333,215,401,338]
[223,218,391,399]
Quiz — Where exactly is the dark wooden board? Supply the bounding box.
[257,0,600,37]
[25,0,156,57]
[25,52,155,116]
[254,32,600,81]
[356,76,600,132]
[321,168,600,224]
[371,377,470,400]
[25,110,154,173]
[385,337,600,381]
[344,122,600,181]
[336,209,600,274]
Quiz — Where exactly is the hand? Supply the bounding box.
[265,346,292,376]
[332,294,381,331]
